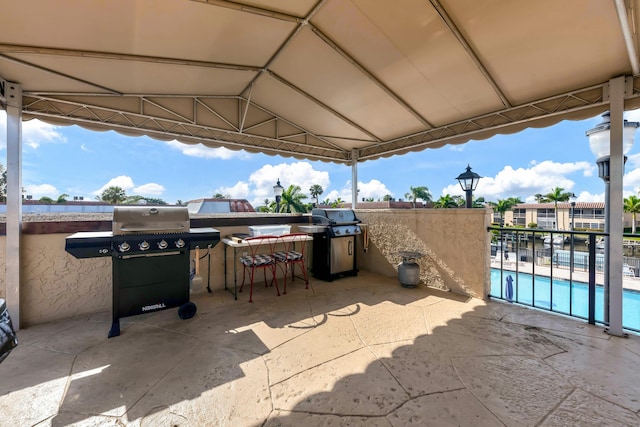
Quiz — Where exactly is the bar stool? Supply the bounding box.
[274,233,309,294]
[239,236,280,302]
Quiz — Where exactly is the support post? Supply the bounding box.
[351,149,358,209]
[4,81,22,330]
[607,76,626,337]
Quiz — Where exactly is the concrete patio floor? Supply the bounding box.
[2,271,640,426]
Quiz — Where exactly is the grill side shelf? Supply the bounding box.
[65,231,113,259]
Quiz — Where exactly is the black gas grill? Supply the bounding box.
[309,208,361,281]
[65,206,220,338]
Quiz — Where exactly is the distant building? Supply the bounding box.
[187,198,255,214]
[0,199,115,214]
[497,202,637,231]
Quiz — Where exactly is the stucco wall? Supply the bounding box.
[1,210,491,326]
[355,209,492,298]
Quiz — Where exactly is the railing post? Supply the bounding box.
[588,234,596,325]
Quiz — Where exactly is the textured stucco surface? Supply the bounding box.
[356,209,491,298]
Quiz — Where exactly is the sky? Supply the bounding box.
[2,109,640,209]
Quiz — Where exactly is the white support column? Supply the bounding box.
[4,81,22,330]
[351,149,358,208]
[607,76,626,337]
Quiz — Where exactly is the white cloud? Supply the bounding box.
[316,179,393,203]
[215,161,393,208]
[245,162,330,208]
[134,183,165,197]
[574,191,604,203]
[0,113,66,150]
[215,181,250,199]
[93,176,135,196]
[24,184,58,198]
[625,108,640,122]
[92,176,165,198]
[164,140,249,160]
[444,160,593,200]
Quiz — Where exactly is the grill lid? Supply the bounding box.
[112,206,190,235]
[311,208,360,225]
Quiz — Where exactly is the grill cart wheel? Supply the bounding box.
[178,302,197,320]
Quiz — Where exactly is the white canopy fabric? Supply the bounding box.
[3,0,640,164]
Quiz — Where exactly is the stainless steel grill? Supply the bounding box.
[65,206,220,338]
[309,208,361,281]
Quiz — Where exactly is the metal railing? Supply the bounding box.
[487,227,640,333]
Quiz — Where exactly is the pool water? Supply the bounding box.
[490,269,640,331]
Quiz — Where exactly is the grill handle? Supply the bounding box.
[118,225,187,233]
[310,215,336,225]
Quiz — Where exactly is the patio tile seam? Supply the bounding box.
[30,342,90,357]
[450,354,565,426]
[530,384,577,426]
[52,353,79,424]
[122,340,212,421]
[266,345,367,387]
[569,386,640,419]
[274,387,470,420]
[499,318,613,341]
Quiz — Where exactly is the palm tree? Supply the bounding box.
[99,186,127,204]
[279,185,308,213]
[543,187,573,230]
[331,197,344,208]
[434,194,458,208]
[309,184,323,207]
[492,199,515,225]
[56,193,69,204]
[406,186,432,208]
[507,196,523,206]
[472,196,486,208]
[624,195,640,234]
[39,196,54,204]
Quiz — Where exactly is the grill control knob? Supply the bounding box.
[175,238,185,248]
[335,230,341,235]
[139,241,150,251]
[118,242,131,253]
[158,240,168,250]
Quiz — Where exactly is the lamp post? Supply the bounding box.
[456,165,482,208]
[273,178,284,213]
[586,112,639,329]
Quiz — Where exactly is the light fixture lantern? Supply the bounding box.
[273,178,284,212]
[455,165,482,208]
[273,179,284,197]
[586,112,639,160]
[456,165,481,192]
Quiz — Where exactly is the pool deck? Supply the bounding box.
[2,271,640,426]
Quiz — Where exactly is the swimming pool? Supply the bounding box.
[490,269,640,331]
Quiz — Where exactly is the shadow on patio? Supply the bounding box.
[1,271,639,426]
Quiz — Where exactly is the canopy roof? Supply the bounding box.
[2,0,640,164]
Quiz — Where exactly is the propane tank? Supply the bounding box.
[398,259,420,287]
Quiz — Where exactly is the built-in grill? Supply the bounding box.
[308,208,361,281]
[65,206,220,338]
